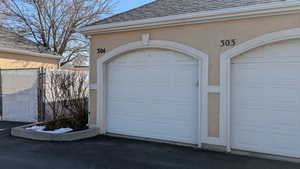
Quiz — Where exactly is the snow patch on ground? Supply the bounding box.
[26,126,73,134]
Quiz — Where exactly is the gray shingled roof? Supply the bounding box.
[91,0,286,25]
[0,26,43,53]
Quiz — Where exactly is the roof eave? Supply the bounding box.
[0,47,61,60]
[77,1,300,35]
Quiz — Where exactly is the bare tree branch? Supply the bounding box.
[0,0,115,65]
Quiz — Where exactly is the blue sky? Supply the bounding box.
[113,0,155,14]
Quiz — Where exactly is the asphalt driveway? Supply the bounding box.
[0,121,28,137]
[1,121,300,169]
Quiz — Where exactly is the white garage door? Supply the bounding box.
[231,39,300,158]
[106,49,199,144]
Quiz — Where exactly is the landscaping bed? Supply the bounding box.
[11,123,99,141]
[11,70,99,141]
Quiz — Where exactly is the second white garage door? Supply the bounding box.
[106,49,199,144]
[231,39,300,158]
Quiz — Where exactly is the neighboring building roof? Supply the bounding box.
[0,26,60,59]
[91,0,286,25]
[0,26,43,53]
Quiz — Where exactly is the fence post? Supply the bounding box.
[37,68,45,122]
[0,69,2,120]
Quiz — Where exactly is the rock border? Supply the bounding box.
[11,123,100,141]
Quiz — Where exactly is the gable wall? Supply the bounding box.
[89,13,300,137]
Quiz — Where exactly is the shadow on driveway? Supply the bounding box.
[0,121,28,137]
[0,121,300,169]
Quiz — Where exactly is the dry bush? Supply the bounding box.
[44,70,88,130]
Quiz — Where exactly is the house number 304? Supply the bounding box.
[97,48,106,54]
[220,39,236,47]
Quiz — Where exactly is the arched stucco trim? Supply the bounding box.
[220,28,300,152]
[99,40,208,64]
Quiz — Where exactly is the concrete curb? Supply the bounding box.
[11,123,100,141]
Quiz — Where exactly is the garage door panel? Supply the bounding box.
[109,114,196,127]
[232,129,300,157]
[263,40,300,57]
[106,49,199,144]
[231,40,300,158]
[233,40,300,63]
[108,118,197,142]
[108,93,195,104]
[108,99,196,123]
[108,118,197,143]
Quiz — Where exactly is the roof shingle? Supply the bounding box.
[0,26,43,53]
[91,0,286,26]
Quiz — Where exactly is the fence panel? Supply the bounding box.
[1,69,39,122]
[0,68,88,123]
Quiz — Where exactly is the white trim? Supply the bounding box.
[87,35,92,124]
[208,85,220,93]
[220,27,300,152]
[78,1,300,35]
[205,84,223,146]
[0,47,60,60]
[96,40,218,146]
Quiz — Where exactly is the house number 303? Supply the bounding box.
[220,39,236,47]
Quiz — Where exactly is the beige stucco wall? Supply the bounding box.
[89,13,300,137]
[0,52,59,69]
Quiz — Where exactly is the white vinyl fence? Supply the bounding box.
[0,68,88,123]
[0,69,40,122]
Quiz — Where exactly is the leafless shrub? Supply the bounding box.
[44,70,88,130]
